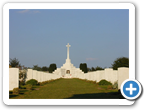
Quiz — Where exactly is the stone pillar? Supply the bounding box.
[66,43,71,59]
[9,68,19,90]
[118,67,129,89]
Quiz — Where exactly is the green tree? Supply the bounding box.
[95,66,104,71]
[111,57,129,70]
[83,63,88,73]
[9,58,21,67]
[79,63,88,73]
[91,67,95,71]
[48,63,57,73]
[33,65,42,71]
[79,63,82,71]
[42,66,49,71]
[87,67,91,72]
[79,63,83,72]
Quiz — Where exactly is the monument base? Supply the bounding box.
[52,43,84,78]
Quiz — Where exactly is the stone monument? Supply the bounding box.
[53,43,84,78]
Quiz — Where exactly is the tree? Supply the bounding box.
[33,65,42,71]
[42,66,49,71]
[83,63,88,73]
[79,63,88,73]
[48,63,57,73]
[91,67,95,71]
[9,58,21,67]
[19,69,27,85]
[111,57,129,70]
[79,63,83,72]
[79,63,82,71]
[95,66,104,71]
[87,67,91,72]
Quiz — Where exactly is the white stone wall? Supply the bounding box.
[33,70,38,80]
[37,71,41,82]
[112,70,118,84]
[104,68,113,82]
[84,67,128,89]
[47,73,52,81]
[118,67,129,89]
[9,68,62,90]
[9,67,129,90]
[9,68,19,90]
[26,69,33,82]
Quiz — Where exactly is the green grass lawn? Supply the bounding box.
[9,78,124,99]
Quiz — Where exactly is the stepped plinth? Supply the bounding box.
[53,43,84,78]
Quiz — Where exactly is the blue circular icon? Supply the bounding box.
[121,79,142,100]
[123,81,139,97]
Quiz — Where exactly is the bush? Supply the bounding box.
[98,79,112,85]
[13,88,19,95]
[111,57,129,70]
[26,79,38,86]
[113,81,118,89]
[19,85,26,89]
[25,84,33,90]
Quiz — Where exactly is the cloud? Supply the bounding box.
[17,9,40,14]
[86,58,97,61]
[18,9,29,13]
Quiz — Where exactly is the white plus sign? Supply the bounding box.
[126,83,137,95]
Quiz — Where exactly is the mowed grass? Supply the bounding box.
[9,78,124,99]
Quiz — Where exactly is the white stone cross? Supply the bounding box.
[66,43,71,59]
[126,83,137,95]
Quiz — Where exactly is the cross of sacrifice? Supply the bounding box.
[66,43,71,59]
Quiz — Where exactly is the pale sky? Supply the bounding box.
[9,9,129,68]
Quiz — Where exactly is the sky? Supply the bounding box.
[9,9,129,68]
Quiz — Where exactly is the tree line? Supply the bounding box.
[9,58,57,73]
[9,57,129,73]
[79,57,129,73]
[32,64,57,73]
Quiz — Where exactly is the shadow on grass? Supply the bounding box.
[65,92,125,99]
[9,94,18,98]
[9,89,29,99]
